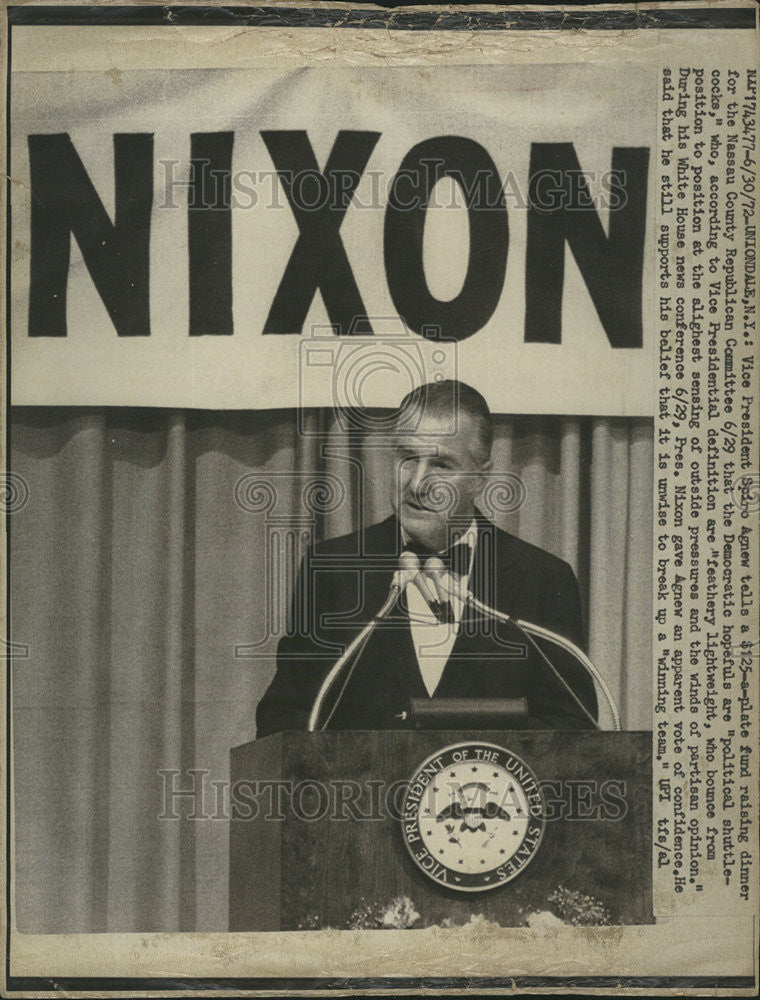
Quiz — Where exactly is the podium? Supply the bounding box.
[229,730,652,931]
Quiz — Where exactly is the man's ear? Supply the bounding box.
[471,458,492,497]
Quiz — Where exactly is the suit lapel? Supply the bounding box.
[435,512,515,697]
[361,516,428,700]
[468,510,524,614]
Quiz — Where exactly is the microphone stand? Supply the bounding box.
[307,574,405,732]
[308,561,621,732]
[465,592,621,731]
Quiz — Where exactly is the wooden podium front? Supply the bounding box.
[229,731,652,930]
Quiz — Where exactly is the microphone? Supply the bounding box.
[307,552,417,732]
[401,550,449,624]
[396,550,423,594]
[464,592,621,731]
[423,555,457,624]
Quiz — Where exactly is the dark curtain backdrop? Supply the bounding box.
[10,407,653,932]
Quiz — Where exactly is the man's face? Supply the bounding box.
[391,409,491,552]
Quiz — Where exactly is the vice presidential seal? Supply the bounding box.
[401,742,545,892]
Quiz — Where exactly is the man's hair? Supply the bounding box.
[396,379,493,464]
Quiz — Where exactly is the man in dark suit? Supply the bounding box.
[256,381,598,736]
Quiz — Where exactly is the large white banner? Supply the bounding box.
[11,44,655,413]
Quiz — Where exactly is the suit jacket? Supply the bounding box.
[255,511,598,736]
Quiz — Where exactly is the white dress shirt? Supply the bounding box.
[403,520,478,696]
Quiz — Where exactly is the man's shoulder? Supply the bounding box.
[310,516,397,557]
[482,516,574,580]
